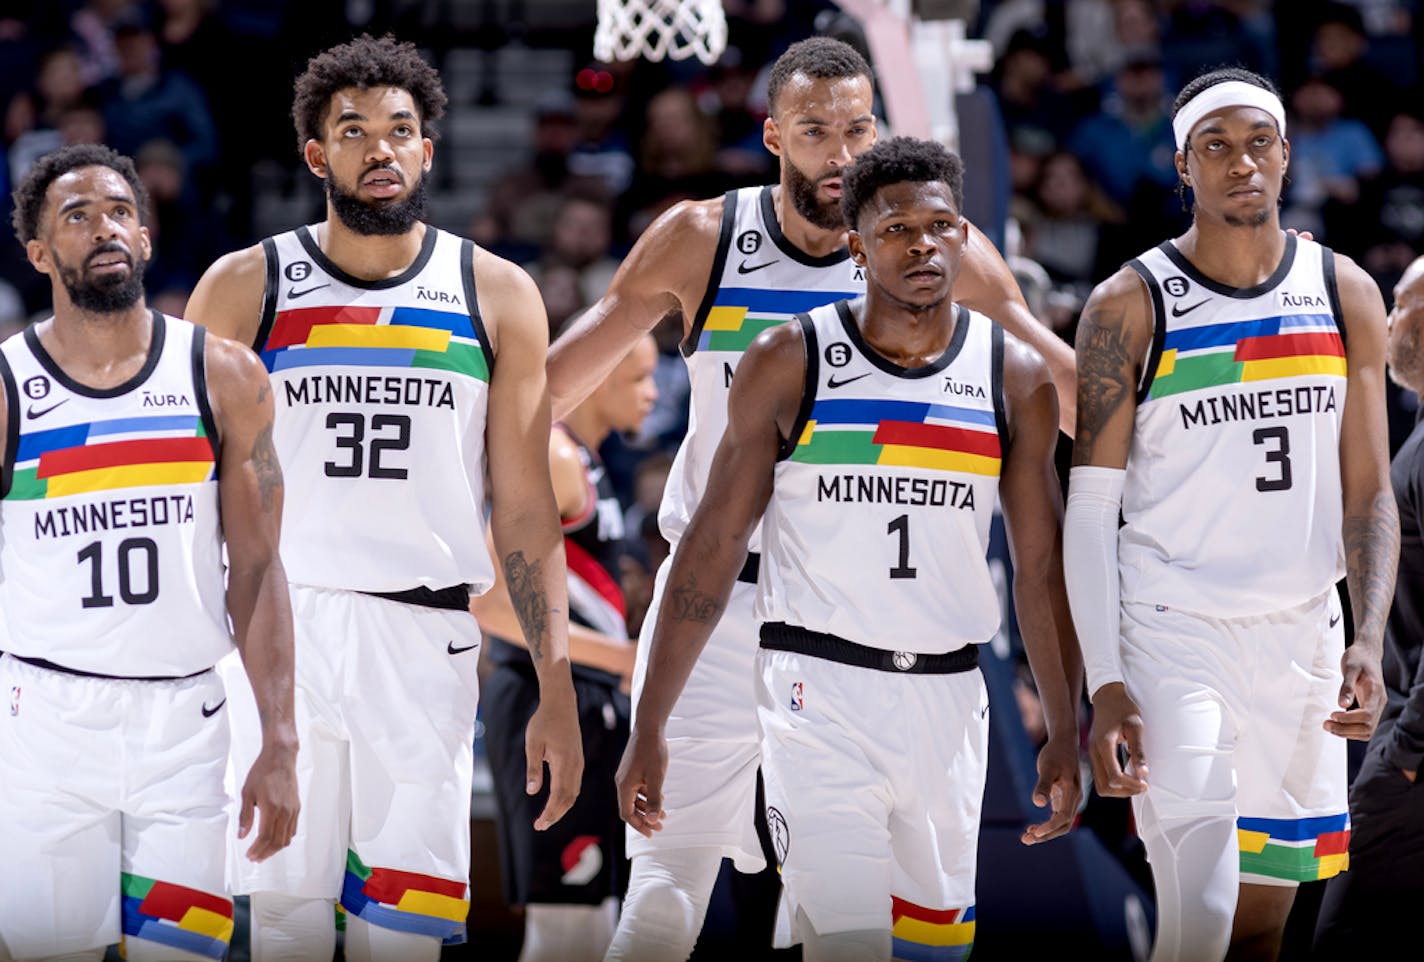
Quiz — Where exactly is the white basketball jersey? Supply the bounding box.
[659,186,864,551]
[1122,234,1347,615]
[0,314,230,676]
[756,300,1006,652]
[255,225,495,594]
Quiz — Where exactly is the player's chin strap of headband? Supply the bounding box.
[1172,81,1287,153]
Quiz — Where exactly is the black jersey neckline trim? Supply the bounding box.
[760,186,850,268]
[1157,232,1297,299]
[296,222,439,290]
[835,299,968,379]
[25,309,167,398]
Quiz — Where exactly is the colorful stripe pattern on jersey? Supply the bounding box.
[0,314,231,677]
[891,898,974,962]
[1119,234,1348,617]
[658,185,864,551]
[792,398,1001,476]
[1238,813,1350,882]
[755,300,1006,653]
[254,225,496,594]
[341,849,470,944]
[1147,313,1344,399]
[8,414,213,500]
[120,873,233,961]
[259,304,489,382]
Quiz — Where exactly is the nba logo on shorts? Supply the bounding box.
[8,687,18,717]
[789,682,804,711]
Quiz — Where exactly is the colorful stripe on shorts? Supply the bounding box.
[119,872,232,961]
[695,287,856,353]
[792,397,1001,476]
[7,414,215,501]
[341,849,470,944]
[891,897,974,962]
[1238,812,1350,881]
[260,305,489,382]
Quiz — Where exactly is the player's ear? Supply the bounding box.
[763,115,783,158]
[303,139,328,179]
[847,229,865,265]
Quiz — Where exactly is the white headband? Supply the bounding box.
[1172,81,1286,152]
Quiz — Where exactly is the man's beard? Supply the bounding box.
[327,171,428,236]
[56,243,147,314]
[1223,206,1273,228]
[785,160,844,231]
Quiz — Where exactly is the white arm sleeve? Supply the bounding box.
[1064,465,1128,700]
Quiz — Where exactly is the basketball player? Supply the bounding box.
[548,37,1081,960]
[1064,68,1398,961]
[0,144,298,961]
[474,334,658,962]
[623,136,1081,961]
[183,36,582,962]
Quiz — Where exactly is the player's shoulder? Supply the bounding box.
[202,325,268,392]
[200,241,268,287]
[639,195,728,250]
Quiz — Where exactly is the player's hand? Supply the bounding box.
[526,677,583,830]
[1326,644,1386,740]
[1023,731,1082,845]
[238,736,299,862]
[616,723,668,838]
[1087,682,1149,797]
[1285,228,1316,241]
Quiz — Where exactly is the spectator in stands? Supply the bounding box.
[97,11,217,190]
[992,28,1079,154]
[700,48,772,180]
[1310,1,1401,137]
[539,193,620,306]
[1160,0,1272,86]
[1069,47,1176,209]
[569,68,636,201]
[1282,72,1384,239]
[1329,107,1424,289]
[619,86,729,239]
[136,136,217,308]
[1016,149,1121,289]
[68,0,131,86]
[4,45,96,186]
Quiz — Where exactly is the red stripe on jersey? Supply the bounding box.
[565,538,625,618]
[38,437,214,478]
[265,306,383,351]
[871,421,1000,458]
[1234,332,1344,362]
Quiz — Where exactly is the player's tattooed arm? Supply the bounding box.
[502,550,561,662]
[1344,492,1400,647]
[1071,269,1151,469]
[251,418,281,514]
[668,572,723,625]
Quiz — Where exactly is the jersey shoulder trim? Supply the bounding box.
[1320,243,1347,349]
[760,186,850,268]
[0,349,18,498]
[680,189,739,359]
[990,319,1009,455]
[779,311,821,461]
[835,299,967,379]
[460,236,497,376]
[254,235,280,353]
[190,325,221,475]
[24,310,167,399]
[1126,257,1167,403]
[1157,233,1298,300]
[294,223,439,290]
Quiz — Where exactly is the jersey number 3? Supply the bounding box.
[1253,426,1293,492]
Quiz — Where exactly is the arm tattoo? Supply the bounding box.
[257,384,270,405]
[668,573,723,625]
[251,420,282,513]
[1073,306,1134,465]
[1343,491,1400,644]
[504,551,552,660]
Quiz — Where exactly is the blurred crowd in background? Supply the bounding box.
[2,0,1423,632]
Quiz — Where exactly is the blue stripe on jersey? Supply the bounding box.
[714,287,860,313]
[388,306,477,337]
[1163,314,1336,353]
[88,415,201,436]
[808,397,996,427]
[270,347,418,371]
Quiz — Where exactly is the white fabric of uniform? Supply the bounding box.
[1064,466,1128,696]
[0,656,229,959]
[257,226,494,593]
[1121,235,1346,617]
[626,559,764,871]
[221,585,480,898]
[756,301,1005,651]
[757,647,989,945]
[657,186,863,551]
[0,314,229,676]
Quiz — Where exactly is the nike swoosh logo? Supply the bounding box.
[1171,298,1210,317]
[447,640,479,655]
[25,398,70,419]
[737,260,778,274]
[827,372,872,389]
[288,283,330,299]
[1329,613,1342,628]
[201,698,226,718]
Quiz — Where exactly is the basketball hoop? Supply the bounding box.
[594,0,729,65]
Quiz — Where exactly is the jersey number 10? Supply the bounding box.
[77,537,159,608]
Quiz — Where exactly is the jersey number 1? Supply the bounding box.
[888,514,917,579]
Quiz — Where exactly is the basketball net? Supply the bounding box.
[594,0,729,65]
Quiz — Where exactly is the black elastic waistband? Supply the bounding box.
[759,622,979,674]
[8,653,211,682]
[738,552,760,585]
[363,583,472,611]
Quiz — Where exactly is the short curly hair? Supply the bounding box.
[1172,67,1281,123]
[841,136,964,231]
[11,143,148,245]
[766,37,873,118]
[291,34,448,152]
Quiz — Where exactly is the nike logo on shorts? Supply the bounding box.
[201,698,226,718]
[1329,612,1342,628]
[447,640,479,655]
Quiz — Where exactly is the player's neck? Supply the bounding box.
[560,407,611,452]
[315,216,428,282]
[1175,217,1286,290]
[40,302,154,389]
[771,186,847,260]
[854,293,958,370]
